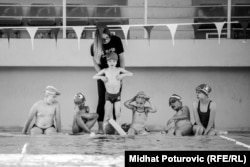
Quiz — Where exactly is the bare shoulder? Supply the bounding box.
[182,105,190,112]
[77,106,89,114]
[33,100,44,108]
[98,68,107,74]
[193,100,199,107]
[210,101,216,110]
[52,101,60,108]
[145,106,154,112]
[103,68,108,72]
[118,67,124,70]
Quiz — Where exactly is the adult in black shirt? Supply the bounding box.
[90,27,125,134]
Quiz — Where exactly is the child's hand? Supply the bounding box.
[101,76,108,83]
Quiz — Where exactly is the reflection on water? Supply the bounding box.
[0,132,249,155]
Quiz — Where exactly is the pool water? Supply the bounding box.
[0,132,249,166]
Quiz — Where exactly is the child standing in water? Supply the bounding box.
[166,94,193,136]
[72,92,98,134]
[192,84,217,136]
[124,91,157,135]
[93,52,133,134]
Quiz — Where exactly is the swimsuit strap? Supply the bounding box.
[207,100,212,112]
[198,100,212,112]
[198,100,200,112]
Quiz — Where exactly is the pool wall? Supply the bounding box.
[0,39,250,131]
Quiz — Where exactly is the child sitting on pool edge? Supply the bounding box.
[124,91,157,135]
[22,85,61,135]
[192,84,227,136]
[165,94,193,136]
[72,92,98,134]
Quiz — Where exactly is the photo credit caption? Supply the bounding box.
[125,151,249,167]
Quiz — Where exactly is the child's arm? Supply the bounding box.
[166,115,176,126]
[204,102,216,135]
[55,103,61,132]
[171,106,190,121]
[124,97,136,110]
[193,101,204,128]
[93,69,108,82]
[22,103,37,134]
[80,107,97,119]
[116,68,133,80]
[146,99,157,113]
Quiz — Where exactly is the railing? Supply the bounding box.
[0,0,249,40]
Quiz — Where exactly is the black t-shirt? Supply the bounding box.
[90,35,124,69]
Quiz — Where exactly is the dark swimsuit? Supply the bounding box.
[105,92,121,103]
[32,124,55,133]
[195,101,215,128]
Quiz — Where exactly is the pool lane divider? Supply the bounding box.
[19,142,29,164]
[220,135,250,149]
[0,132,27,137]
[21,143,29,154]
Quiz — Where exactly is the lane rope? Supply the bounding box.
[220,135,250,149]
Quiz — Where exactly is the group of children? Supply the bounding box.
[165,84,219,136]
[22,52,220,137]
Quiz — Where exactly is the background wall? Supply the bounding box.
[0,39,250,67]
[0,39,250,131]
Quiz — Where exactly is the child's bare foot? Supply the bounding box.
[97,130,104,134]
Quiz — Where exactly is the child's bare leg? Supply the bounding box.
[104,101,113,126]
[85,113,99,130]
[128,128,136,136]
[45,127,57,135]
[167,128,175,136]
[175,124,193,136]
[193,125,200,135]
[207,128,216,136]
[30,127,43,135]
[72,123,81,134]
[75,116,90,133]
[193,125,204,136]
[114,101,121,125]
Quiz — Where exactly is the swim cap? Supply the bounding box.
[169,94,181,106]
[196,84,212,95]
[106,52,118,61]
[136,91,150,100]
[74,92,86,105]
[45,85,60,95]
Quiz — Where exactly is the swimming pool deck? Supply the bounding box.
[0,131,249,167]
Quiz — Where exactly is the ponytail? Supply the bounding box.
[93,28,104,64]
